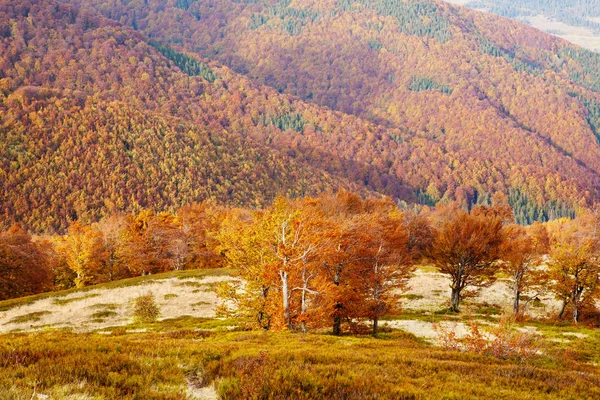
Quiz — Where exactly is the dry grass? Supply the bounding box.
[0,269,235,334]
[1,266,599,398]
[0,325,598,399]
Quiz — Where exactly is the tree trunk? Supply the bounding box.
[573,304,580,324]
[558,300,567,320]
[513,283,520,316]
[332,266,342,335]
[373,316,378,334]
[300,278,307,333]
[280,270,292,330]
[450,287,461,312]
[258,286,270,330]
[333,303,342,335]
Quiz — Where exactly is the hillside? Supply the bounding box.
[40,1,600,217]
[4,0,600,231]
[1,266,599,399]
[0,0,378,232]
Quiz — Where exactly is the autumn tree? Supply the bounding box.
[55,222,109,287]
[311,191,415,334]
[118,210,189,275]
[215,197,322,331]
[500,222,549,317]
[265,198,320,330]
[0,224,53,300]
[178,202,223,269]
[214,208,277,330]
[95,214,127,281]
[352,211,414,333]
[548,220,600,324]
[428,204,505,312]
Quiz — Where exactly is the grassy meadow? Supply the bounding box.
[0,269,599,399]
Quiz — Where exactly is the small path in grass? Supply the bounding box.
[188,384,218,400]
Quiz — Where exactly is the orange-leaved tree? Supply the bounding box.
[0,224,53,300]
[54,222,109,288]
[352,210,414,333]
[500,222,549,317]
[428,203,505,312]
[313,191,415,334]
[548,219,600,324]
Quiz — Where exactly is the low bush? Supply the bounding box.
[132,293,160,322]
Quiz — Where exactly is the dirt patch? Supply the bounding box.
[385,319,469,341]
[0,276,233,333]
[401,269,561,318]
[187,384,217,400]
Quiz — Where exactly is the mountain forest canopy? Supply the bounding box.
[2,0,600,233]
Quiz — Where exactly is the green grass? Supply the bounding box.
[0,268,233,312]
[475,306,502,315]
[88,303,119,311]
[90,311,118,321]
[417,265,438,273]
[400,294,424,300]
[7,311,52,324]
[164,294,178,300]
[53,293,101,306]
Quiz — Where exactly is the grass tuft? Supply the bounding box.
[7,311,52,324]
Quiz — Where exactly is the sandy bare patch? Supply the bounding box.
[562,332,588,339]
[401,269,561,318]
[385,319,470,341]
[0,276,233,333]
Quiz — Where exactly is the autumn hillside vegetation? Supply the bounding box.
[3,0,600,233]
[2,191,600,398]
[3,191,600,333]
[65,0,600,219]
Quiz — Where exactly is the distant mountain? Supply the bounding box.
[445,0,600,51]
[65,1,600,216]
[3,0,600,230]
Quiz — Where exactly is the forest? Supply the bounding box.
[3,191,599,334]
[3,0,600,234]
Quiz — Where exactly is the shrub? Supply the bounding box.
[132,292,160,322]
[434,317,542,362]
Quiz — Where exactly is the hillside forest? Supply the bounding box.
[3,0,600,234]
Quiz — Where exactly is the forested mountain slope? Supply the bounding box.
[63,0,600,217]
[3,0,600,231]
[0,0,372,231]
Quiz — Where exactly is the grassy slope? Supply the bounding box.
[0,268,233,312]
[0,268,599,399]
[1,322,599,399]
